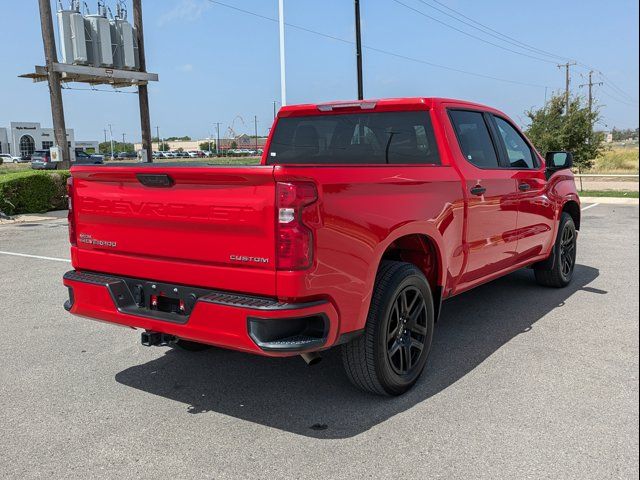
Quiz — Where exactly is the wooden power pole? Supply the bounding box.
[579,70,604,117]
[38,0,70,169]
[557,61,577,115]
[355,0,364,100]
[133,0,153,163]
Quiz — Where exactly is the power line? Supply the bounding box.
[404,0,638,104]
[599,85,639,107]
[389,0,558,65]
[364,45,549,88]
[597,72,638,103]
[417,0,569,62]
[205,0,551,90]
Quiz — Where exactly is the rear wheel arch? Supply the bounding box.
[562,200,581,230]
[379,233,444,321]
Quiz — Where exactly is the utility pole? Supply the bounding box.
[122,133,126,147]
[38,0,70,169]
[355,0,364,100]
[108,124,114,159]
[579,70,604,118]
[557,61,577,115]
[273,101,278,120]
[156,126,160,151]
[278,0,287,106]
[104,129,107,144]
[215,122,221,156]
[133,0,152,162]
[254,116,259,152]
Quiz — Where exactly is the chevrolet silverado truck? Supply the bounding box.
[63,98,580,395]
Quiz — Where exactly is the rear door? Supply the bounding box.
[490,115,555,260]
[71,165,278,296]
[446,108,520,290]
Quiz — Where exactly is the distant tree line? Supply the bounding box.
[610,128,639,141]
[151,136,192,142]
[98,141,135,154]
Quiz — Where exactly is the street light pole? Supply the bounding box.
[108,124,114,159]
[278,0,287,106]
[254,115,258,152]
[216,122,221,156]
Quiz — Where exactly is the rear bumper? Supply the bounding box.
[63,270,340,356]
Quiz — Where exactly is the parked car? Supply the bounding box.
[30,150,57,170]
[74,150,103,165]
[63,97,580,396]
[0,154,12,164]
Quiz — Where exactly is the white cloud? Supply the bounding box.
[178,64,194,72]
[158,0,211,27]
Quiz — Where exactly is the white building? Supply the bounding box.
[0,122,98,158]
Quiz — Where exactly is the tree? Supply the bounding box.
[611,128,639,141]
[199,142,216,152]
[165,136,191,142]
[159,142,170,152]
[98,141,134,154]
[525,93,605,171]
[230,141,238,150]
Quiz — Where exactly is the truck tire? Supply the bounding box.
[535,212,577,288]
[170,339,212,352]
[341,261,435,396]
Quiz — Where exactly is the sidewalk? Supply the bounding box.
[0,210,68,225]
[581,196,639,205]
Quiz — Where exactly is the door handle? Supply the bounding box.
[470,185,486,196]
[518,183,531,192]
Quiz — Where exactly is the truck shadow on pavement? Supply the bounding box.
[115,265,602,439]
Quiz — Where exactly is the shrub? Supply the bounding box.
[0,170,70,216]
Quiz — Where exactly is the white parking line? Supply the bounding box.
[0,251,71,263]
[581,203,600,212]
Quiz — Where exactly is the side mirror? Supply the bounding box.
[545,151,573,177]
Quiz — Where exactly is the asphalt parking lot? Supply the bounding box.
[0,203,638,479]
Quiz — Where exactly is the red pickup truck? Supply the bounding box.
[63,98,580,395]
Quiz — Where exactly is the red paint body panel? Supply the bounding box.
[64,97,579,355]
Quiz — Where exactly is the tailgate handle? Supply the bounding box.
[136,174,175,188]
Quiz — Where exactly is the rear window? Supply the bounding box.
[268,111,440,165]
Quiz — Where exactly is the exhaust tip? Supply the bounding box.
[300,352,322,366]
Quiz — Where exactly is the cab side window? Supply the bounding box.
[494,116,536,169]
[449,110,500,168]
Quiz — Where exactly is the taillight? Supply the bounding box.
[67,177,76,246]
[276,181,318,270]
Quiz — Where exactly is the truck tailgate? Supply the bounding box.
[70,165,277,296]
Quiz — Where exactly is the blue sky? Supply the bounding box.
[1,0,638,142]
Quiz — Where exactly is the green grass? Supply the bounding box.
[580,190,639,198]
[0,163,31,175]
